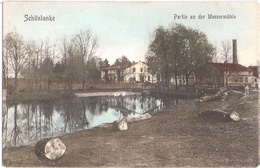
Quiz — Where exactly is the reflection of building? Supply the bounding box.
[101,61,157,83]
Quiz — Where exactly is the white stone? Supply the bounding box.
[45,138,66,160]
[118,119,128,131]
[230,111,240,122]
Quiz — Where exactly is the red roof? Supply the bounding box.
[207,62,250,72]
[101,62,134,71]
[248,66,259,78]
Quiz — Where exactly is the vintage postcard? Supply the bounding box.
[2,1,259,167]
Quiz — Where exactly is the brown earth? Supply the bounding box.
[3,91,259,167]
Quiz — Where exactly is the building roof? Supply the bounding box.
[101,62,132,71]
[101,61,146,71]
[207,62,250,72]
[248,66,259,78]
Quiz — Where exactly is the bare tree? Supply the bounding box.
[59,36,81,93]
[4,32,27,93]
[220,40,233,86]
[73,30,98,91]
[220,40,232,63]
[22,40,37,91]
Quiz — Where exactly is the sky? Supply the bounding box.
[3,1,260,66]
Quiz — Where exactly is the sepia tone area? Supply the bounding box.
[3,90,258,167]
[3,2,259,167]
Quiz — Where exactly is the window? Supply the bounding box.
[148,76,150,81]
[245,77,248,83]
[148,68,150,72]
[133,68,136,72]
[140,68,143,72]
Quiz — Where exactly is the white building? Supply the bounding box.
[101,61,157,83]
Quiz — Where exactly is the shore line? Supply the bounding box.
[75,91,142,97]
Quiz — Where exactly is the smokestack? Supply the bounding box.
[232,39,238,64]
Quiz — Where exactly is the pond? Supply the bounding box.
[2,94,185,149]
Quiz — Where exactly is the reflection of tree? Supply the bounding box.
[81,98,89,129]
[62,98,90,133]
[41,102,54,136]
[3,95,167,148]
[10,104,24,146]
[2,102,8,147]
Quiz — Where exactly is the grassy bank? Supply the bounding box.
[7,91,65,104]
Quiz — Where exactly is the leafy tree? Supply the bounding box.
[39,57,54,91]
[86,58,101,83]
[114,55,131,65]
[146,26,171,87]
[146,23,214,89]
[176,25,214,87]
[54,61,65,87]
[98,58,110,82]
[114,55,132,82]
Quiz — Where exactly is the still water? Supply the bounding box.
[2,95,184,149]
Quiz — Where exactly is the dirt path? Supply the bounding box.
[3,91,259,167]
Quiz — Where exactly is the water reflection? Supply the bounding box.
[2,95,184,148]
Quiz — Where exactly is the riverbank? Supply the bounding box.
[6,92,64,104]
[75,91,141,97]
[3,90,258,167]
[6,87,194,103]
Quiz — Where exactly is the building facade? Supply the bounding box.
[196,62,254,87]
[249,66,259,89]
[101,61,157,83]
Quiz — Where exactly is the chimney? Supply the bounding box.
[232,39,238,64]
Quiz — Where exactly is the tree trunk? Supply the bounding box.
[82,78,86,92]
[185,72,189,91]
[198,109,240,122]
[174,70,178,90]
[69,80,73,93]
[14,73,18,93]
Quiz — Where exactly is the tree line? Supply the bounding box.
[3,30,111,93]
[3,23,234,93]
